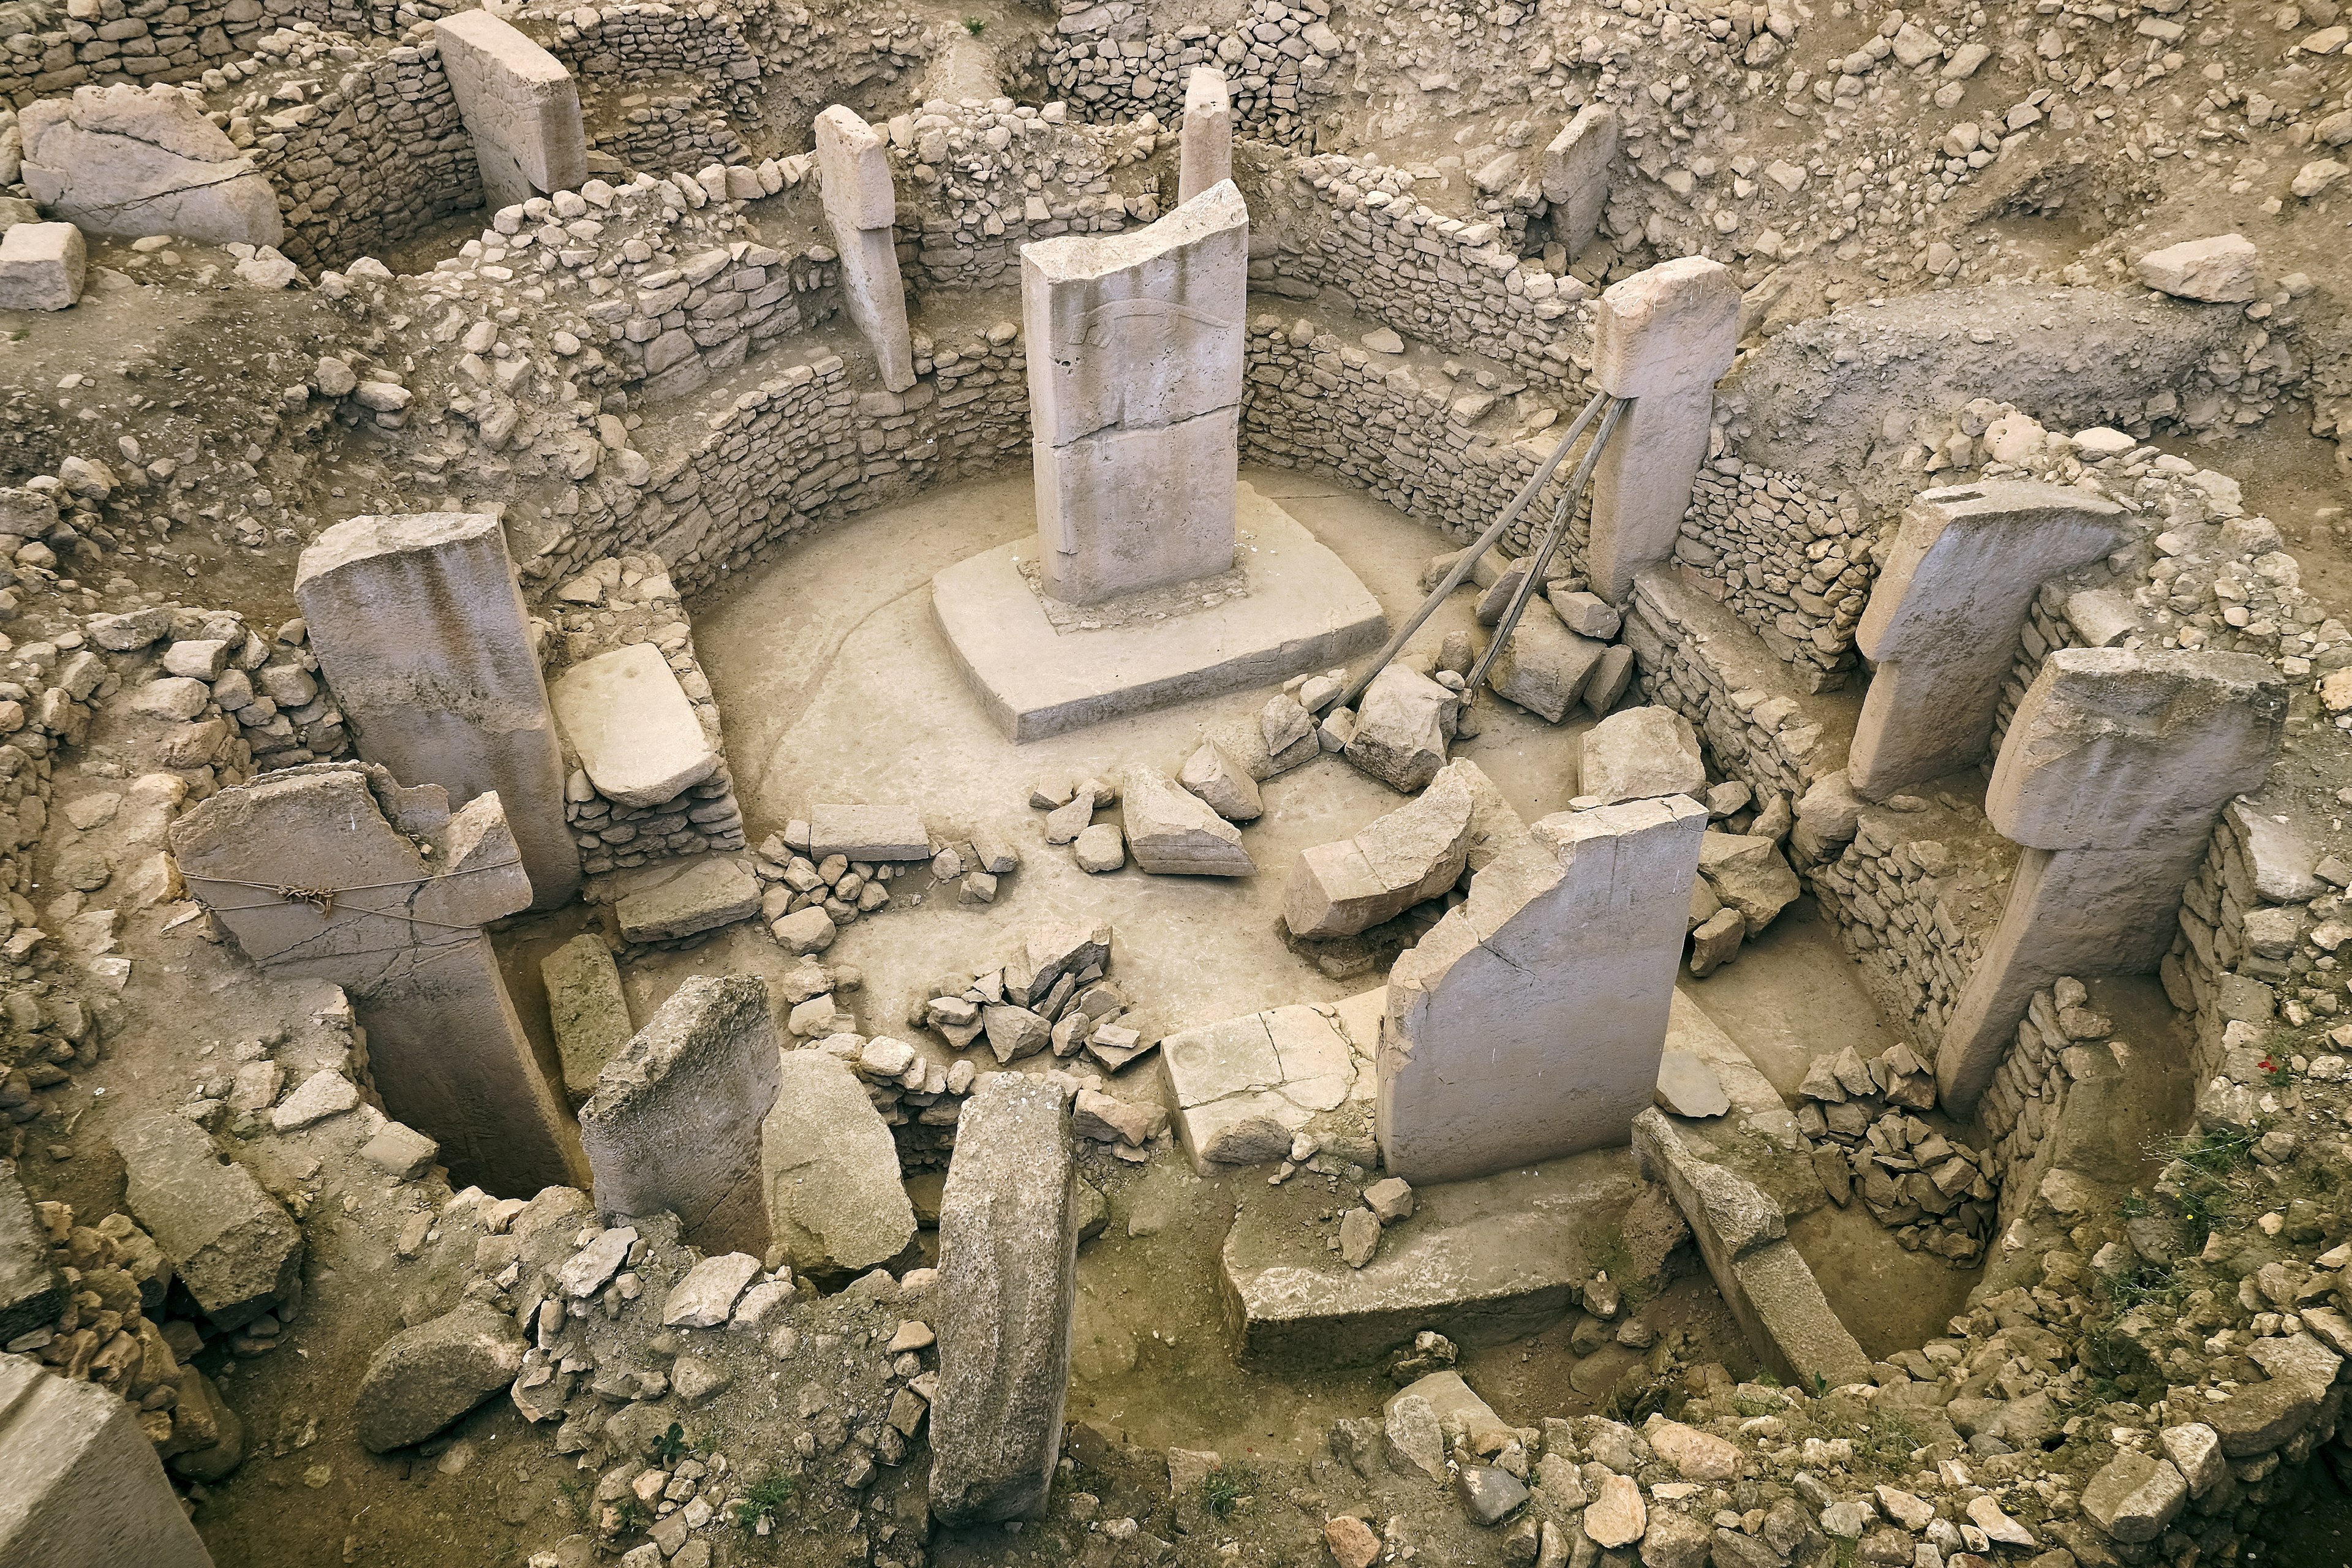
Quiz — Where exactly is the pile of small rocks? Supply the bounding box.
[1796,1042,1994,1261]
[908,921,1152,1077]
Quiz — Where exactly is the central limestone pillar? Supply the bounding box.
[1023,179,1248,605]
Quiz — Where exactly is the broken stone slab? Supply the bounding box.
[353,1300,527,1452]
[115,1113,303,1331]
[1849,481,2129,801]
[1654,1050,1730,1118]
[662,1252,764,1329]
[21,83,284,246]
[1381,796,1706,1183]
[579,976,780,1250]
[1485,607,1608,725]
[434,10,588,208]
[807,804,930,862]
[1578,706,1706,807]
[1283,761,1476,939]
[1346,665,1454,793]
[1632,1109,1872,1390]
[0,221,84,311]
[1121,767,1253,875]
[2133,234,2260,303]
[1166,994,1375,1172]
[2082,1450,2188,1544]
[1005,921,1112,1006]
[270,1068,359,1133]
[614,855,762,942]
[931,1074,1077,1526]
[1219,1149,1642,1368]
[1697,832,1800,936]
[541,933,632,1104]
[549,643,718,809]
[1,1167,64,1343]
[0,1353,214,1567]
[763,1050,916,1280]
[1180,738,1262,822]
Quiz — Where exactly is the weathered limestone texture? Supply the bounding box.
[579,976,781,1253]
[0,1167,64,1344]
[1586,257,1740,603]
[931,1074,1077,1526]
[434,10,587,208]
[549,642,719,810]
[1283,762,1477,938]
[295,511,582,909]
[20,83,283,246]
[1165,989,1384,1172]
[0,1353,215,1568]
[1024,180,1248,605]
[0,222,84,311]
[1381,794,1707,1183]
[1178,67,1234,203]
[1541,104,1617,258]
[815,105,916,394]
[168,763,584,1196]
[1938,649,2285,1110]
[1633,1109,1873,1390]
[540,933,633,1104]
[114,1112,303,1331]
[1849,483,2130,801]
[762,1050,916,1280]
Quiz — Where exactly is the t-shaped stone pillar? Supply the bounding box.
[1585,256,1741,605]
[1541,104,1616,260]
[168,761,587,1194]
[1022,179,1248,605]
[815,104,916,394]
[1936,649,2283,1111]
[1178,67,1234,203]
[1379,793,1707,1182]
[295,510,581,910]
[1849,481,2130,802]
[435,10,587,208]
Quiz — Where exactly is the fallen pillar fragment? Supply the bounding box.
[1632,1107,1873,1390]
[1580,705,1706,806]
[1380,793,1706,1183]
[1283,761,1477,938]
[115,1114,303,1332]
[21,82,283,246]
[1121,766,1254,875]
[1346,665,1455,792]
[931,1074,1077,1526]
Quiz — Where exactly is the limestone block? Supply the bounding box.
[1485,606,1608,724]
[1178,67,1233,203]
[1540,104,1616,257]
[1696,832,1800,935]
[541,933,631,1102]
[762,1051,915,1280]
[0,222,83,311]
[579,976,780,1248]
[1849,481,2128,799]
[1985,648,2286,851]
[931,1076,1077,1526]
[1180,738,1261,821]
[352,1300,526,1452]
[2133,235,2260,303]
[2082,1451,2188,1544]
[813,104,895,231]
[1033,407,1239,606]
[0,1354,214,1567]
[813,105,914,393]
[115,1113,302,1331]
[1380,795,1706,1182]
[1164,1000,1365,1172]
[296,512,579,907]
[1346,665,1453,793]
[434,10,587,206]
[549,643,718,809]
[1284,761,1476,938]
[614,856,761,941]
[21,83,283,246]
[1579,706,1705,806]
[808,803,931,861]
[1121,766,1253,875]
[0,1166,64,1344]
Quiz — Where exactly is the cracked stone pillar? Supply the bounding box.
[435,10,588,207]
[295,510,581,910]
[1023,179,1248,605]
[815,105,916,394]
[1178,67,1233,203]
[1585,257,1741,604]
[1937,649,2284,1112]
[1541,104,1616,259]
[1849,481,2130,802]
[169,761,587,1195]
[1379,793,1706,1182]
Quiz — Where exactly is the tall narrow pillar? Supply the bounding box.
[1379,793,1706,1182]
[1936,649,2283,1110]
[435,10,587,206]
[295,510,581,908]
[1849,482,2128,801]
[815,105,916,394]
[1179,66,1233,203]
[1023,179,1248,605]
[1542,103,1616,259]
[1586,257,1741,605]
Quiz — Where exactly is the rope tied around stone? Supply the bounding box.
[181,858,526,935]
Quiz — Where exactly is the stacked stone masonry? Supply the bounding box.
[1035,0,1345,146]
[1673,457,1872,686]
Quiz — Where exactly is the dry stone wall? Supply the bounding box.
[579,84,742,173]
[1673,456,1872,690]
[1035,0,1345,145]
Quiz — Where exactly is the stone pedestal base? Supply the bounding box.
[932,482,1386,742]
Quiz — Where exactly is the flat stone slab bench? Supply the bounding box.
[551,642,718,809]
[1163,987,1384,1172]
[931,482,1387,742]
